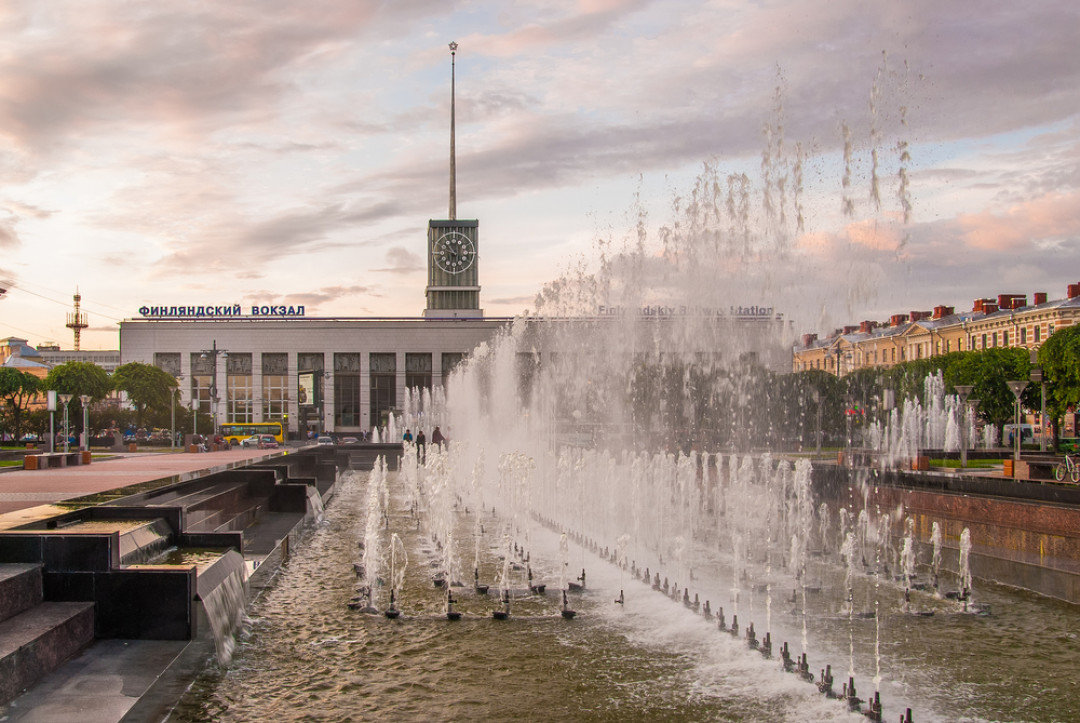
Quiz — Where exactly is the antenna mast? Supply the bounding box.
[448,41,458,221]
[66,288,88,351]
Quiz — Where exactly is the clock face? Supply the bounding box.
[434,230,476,274]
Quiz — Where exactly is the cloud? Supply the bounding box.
[0,219,17,249]
[952,191,1080,251]
[372,247,422,274]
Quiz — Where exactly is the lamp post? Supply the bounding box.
[954,385,973,468]
[1006,380,1029,463]
[200,341,228,439]
[968,398,981,451]
[48,391,56,454]
[1029,350,1047,452]
[810,388,822,455]
[79,394,91,452]
[57,393,73,453]
[170,375,182,451]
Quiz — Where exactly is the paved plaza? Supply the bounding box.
[0,447,285,523]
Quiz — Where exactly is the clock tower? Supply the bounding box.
[425,41,482,319]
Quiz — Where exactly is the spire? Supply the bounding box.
[448,41,458,221]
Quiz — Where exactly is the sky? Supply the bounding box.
[2,0,1079,350]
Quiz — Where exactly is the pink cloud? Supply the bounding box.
[954,190,1080,251]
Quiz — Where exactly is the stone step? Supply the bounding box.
[0,601,95,705]
[0,564,42,624]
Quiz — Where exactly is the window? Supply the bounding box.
[405,353,433,391]
[441,352,465,386]
[335,375,362,427]
[982,333,988,349]
[1002,331,1009,347]
[369,353,396,427]
[334,353,362,428]
[262,353,288,421]
[1035,326,1041,343]
[226,353,253,423]
[190,352,214,415]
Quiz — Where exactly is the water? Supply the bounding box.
[169,467,1080,723]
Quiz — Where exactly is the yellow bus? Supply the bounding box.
[219,422,284,447]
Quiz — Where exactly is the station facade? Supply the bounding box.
[119,315,509,437]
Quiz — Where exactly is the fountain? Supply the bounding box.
[154,70,1080,723]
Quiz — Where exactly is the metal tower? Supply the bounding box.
[65,289,89,351]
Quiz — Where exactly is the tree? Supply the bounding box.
[943,347,1033,428]
[111,362,178,428]
[43,362,112,439]
[43,362,112,400]
[1039,325,1080,424]
[0,368,42,441]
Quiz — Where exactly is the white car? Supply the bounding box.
[239,435,261,448]
[316,436,335,446]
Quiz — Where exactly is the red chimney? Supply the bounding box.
[889,314,908,327]
[1033,292,1047,305]
[932,305,954,320]
[983,302,999,314]
[859,320,878,333]
[997,294,1026,309]
[800,333,817,347]
[842,325,859,335]
[1068,283,1080,299]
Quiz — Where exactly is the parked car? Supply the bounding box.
[257,435,279,449]
[240,435,261,448]
[340,437,359,445]
[316,436,335,446]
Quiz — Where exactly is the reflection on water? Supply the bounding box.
[168,471,1080,723]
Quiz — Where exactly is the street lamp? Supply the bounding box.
[170,375,182,451]
[79,394,91,452]
[1006,380,1029,463]
[200,341,228,438]
[57,393,73,453]
[954,385,973,468]
[1029,349,1047,452]
[810,388,822,455]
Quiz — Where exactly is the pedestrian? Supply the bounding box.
[416,429,426,461]
[403,429,413,443]
[431,426,445,446]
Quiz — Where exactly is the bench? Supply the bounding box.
[1014,456,1068,482]
[22,452,88,470]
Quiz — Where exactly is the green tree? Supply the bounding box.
[43,362,112,400]
[111,362,178,428]
[943,347,1033,428]
[0,368,42,441]
[43,362,112,438]
[1039,325,1080,425]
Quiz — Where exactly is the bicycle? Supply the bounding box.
[1054,453,1080,483]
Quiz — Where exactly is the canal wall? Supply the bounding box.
[812,465,1080,605]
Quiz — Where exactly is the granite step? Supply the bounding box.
[0,564,42,624]
[0,601,95,705]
